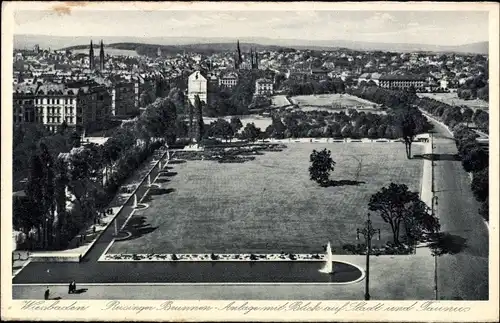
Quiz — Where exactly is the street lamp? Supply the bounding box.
[356,213,381,301]
[432,195,439,300]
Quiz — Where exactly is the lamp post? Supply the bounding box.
[432,195,439,300]
[357,213,381,301]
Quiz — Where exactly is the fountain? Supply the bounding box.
[132,194,138,208]
[319,242,334,274]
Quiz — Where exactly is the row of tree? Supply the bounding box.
[453,125,489,221]
[13,94,181,250]
[457,75,489,101]
[281,78,347,96]
[417,96,489,133]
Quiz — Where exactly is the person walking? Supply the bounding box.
[44,287,50,300]
[68,282,73,294]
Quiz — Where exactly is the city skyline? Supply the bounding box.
[14,10,489,46]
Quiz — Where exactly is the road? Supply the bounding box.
[426,117,489,300]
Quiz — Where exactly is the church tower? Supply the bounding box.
[99,40,105,70]
[235,40,243,69]
[89,40,95,70]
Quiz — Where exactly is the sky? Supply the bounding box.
[13,9,489,45]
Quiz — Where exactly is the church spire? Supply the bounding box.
[89,40,95,70]
[99,40,105,70]
[237,40,242,64]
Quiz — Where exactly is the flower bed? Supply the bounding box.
[102,252,330,262]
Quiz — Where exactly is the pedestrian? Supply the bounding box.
[72,281,76,293]
[44,287,50,300]
[93,226,96,234]
[68,282,73,294]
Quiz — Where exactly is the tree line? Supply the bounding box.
[456,75,488,101]
[13,94,181,250]
[417,94,489,222]
[417,96,489,133]
[453,125,489,222]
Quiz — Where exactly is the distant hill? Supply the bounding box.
[14,34,489,55]
[62,42,291,56]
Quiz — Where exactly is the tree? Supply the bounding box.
[471,167,488,202]
[479,199,489,221]
[212,118,234,142]
[194,95,204,143]
[367,127,378,139]
[240,122,261,142]
[309,149,336,187]
[230,116,243,135]
[403,199,440,246]
[341,124,353,138]
[368,183,439,245]
[269,116,286,139]
[400,110,417,159]
[461,144,488,173]
[351,156,363,181]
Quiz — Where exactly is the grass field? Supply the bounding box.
[417,93,489,110]
[108,142,423,255]
[291,94,379,109]
[271,95,292,107]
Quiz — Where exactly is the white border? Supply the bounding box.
[2,2,499,322]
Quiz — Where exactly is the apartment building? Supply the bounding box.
[255,78,274,96]
[13,81,112,133]
[378,74,426,90]
[219,71,239,89]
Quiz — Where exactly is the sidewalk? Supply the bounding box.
[16,146,169,271]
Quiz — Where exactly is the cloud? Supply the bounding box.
[407,22,420,27]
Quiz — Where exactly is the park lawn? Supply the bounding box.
[291,93,379,108]
[108,142,423,255]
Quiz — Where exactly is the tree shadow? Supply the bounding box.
[169,159,186,164]
[158,171,177,177]
[148,188,176,196]
[428,232,468,256]
[121,216,158,241]
[413,154,461,161]
[155,178,170,183]
[323,180,366,187]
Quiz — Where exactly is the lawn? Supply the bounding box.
[271,95,292,107]
[417,93,489,111]
[108,142,423,255]
[291,94,380,109]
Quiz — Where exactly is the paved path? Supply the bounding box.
[425,116,489,300]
